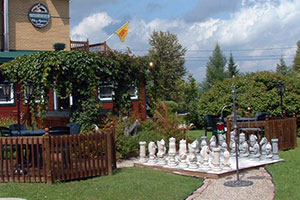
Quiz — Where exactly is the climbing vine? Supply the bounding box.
[1,50,142,130]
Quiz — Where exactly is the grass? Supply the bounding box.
[0,167,202,200]
[186,129,205,139]
[266,138,300,200]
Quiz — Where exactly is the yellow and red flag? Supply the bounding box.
[115,22,129,42]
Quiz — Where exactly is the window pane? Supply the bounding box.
[99,84,113,99]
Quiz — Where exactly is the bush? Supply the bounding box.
[0,116,16,127]
[197,71,300,128]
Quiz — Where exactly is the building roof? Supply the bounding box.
[0,50,38,63]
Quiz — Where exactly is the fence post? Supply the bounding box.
[106,130,113,175]
[44,128,52,184]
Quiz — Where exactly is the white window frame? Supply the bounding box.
[98,84,114,101]
[53,91,73,110]
[130,85,138,100]
[0,83,14,104]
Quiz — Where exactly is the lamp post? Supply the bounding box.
[276,82,285,118]
[3,79,34,135]
[224,84,253,187]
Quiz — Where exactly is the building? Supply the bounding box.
[0,0,146,127]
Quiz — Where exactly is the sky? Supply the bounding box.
[70,0,300,82]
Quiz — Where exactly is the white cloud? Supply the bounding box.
[71,0,300,81]
[71,13,115,43]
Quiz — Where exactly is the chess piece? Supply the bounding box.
[218,134,227,153]
[222,150,231,169]
[230,139,236,157]
[210,135,217,151]
[260,137,268,159]
[168,137,177,167]
[239,133,249,158]
[252,142,260,160]
[139,141,147,163]
[193,139,200,154]
[178,139,188,168]
[211,147,222,172]
[265,142,273,160]
[200,136,208,149]
[249,134,258,158]
[157,139,167,165]
[147,141,157,164]
[272,139,280,160]
[200,145,211,171]
[188,142,198,169]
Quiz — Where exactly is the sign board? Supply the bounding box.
[28,3,51,28]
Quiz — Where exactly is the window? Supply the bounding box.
[130,85,138,100]
[98,84,114,101]
[98,83,138,101]
[53,91,73,110]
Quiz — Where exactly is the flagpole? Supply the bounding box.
[104,33,115,42]
[105,21,129,42]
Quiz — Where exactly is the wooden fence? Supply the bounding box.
[0,129,116,183]
[226,115,297,150]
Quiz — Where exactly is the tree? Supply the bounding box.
[203,43,227,90]
[276,56,288,75]
[292,41,300,72]
[226,52,239,78]
[183,74,201,127]
[148,30,187,102]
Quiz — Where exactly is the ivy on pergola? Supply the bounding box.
[1,50,142,129]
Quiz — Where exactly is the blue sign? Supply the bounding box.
[28,3,51,28]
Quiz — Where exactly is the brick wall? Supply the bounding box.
[7,0,70,51]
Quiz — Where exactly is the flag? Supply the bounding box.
[115,22,129,42]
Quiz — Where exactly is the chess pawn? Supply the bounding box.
[168,137,177,167]
[139,141,147,163]
[147,141,157,164]
[188,142,198,169]
[222,150,231,170]
[211,148,222,172]
[265,142,273,160]
[157,139,167,165]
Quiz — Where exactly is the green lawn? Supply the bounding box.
[187,129,214,140]
[0,167,202,200]
[266,138,300,200]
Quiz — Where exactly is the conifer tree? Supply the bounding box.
[292,41,300,72]
[226,52,239,78]
[276,56,288,75]
[203,43,227,90]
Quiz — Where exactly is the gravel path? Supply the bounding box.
[186,167,274,200]
[117,159,275,200]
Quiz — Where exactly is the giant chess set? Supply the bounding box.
[134,131,283,178]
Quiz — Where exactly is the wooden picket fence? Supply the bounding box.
[0,129,116,183]
[226,115,297,150]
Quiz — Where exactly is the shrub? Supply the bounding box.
[0,116,16,127]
